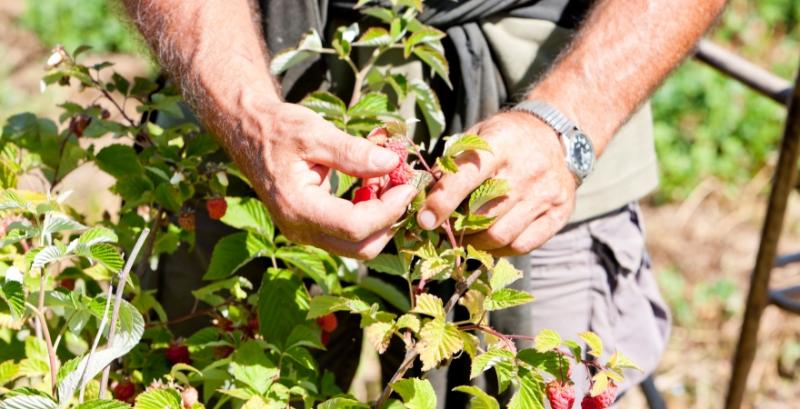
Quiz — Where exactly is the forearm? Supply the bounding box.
[528,0,727,155]
[122,0,280,170]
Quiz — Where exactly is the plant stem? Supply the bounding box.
[26,302,58,398]
[135,207,163,279]
[79,284,114,402]
[459,324,517,354]
[99,227,150,398]
[374,347,418,409]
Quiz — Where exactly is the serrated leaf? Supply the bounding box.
[517,348,570,378]
[534,329,562,353]
[41,212,86,236]
[275,245,333,292]
[317,398,369,409]
[459,331,480,359]
[507,368,545,409]
[1,281,25,319]
[360,276,410,311]
[270,30,323,75]
[392,378,436,409]
[466,245,493,268]
[490,259,521,290]
[435,156,458,174]
[409,80,444,141]
[413,45,451,88]
[355,27,392,46]
[419,256,451,281]
[307,295,371,319]
[365,321,394,354]
[579,331,603,358]
[452,386,499,409]
[203,232,273,280]
[361,7,395,23]
[365,254,407,277]
[444,134,492,158]
[470,347,514,379]
[74,399,131,409]
[257,268,310,350]
[0,395,57,409]
[0,361,19,386]
[133,389,181,409]
[333,23,360,58]
[31,245,65,269]
[458,290,485,324]
[229,341,278,395]
[563,340,583,364]
[349,92,390,118]
[396,314,421,333]
[453,213,495,231]
[590,372,610,397]
[219,197,274,242]
[404,28,445,58]
[469,179,510,213]
[483,288,534,311]
[77,226,118,247]
[89,244,124,272]
[608,351,640,371]
[412,293,444,319]
[416,318,463,371]
[95,144,142,179]
[300,91,347,119]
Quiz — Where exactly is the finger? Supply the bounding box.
[309,227,396,260]
[493,209,567,257]
[306,124,400,178]
[464,200,547,250]
[417,150,498,230]
[298,183,417,241]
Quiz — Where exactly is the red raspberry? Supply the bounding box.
[385,138,408,161]
[178,210,195,232]
[316,314,338,333]
[206,197,227,220]
[181,386,198,409]
[248,317,260,333]
[113,380,136,403]
[165,344,191,365]
[352,185,378,204]
[581,395,597,409]
[366,126,389,145]
[321,331,330,346]
[60,278,76,291]
[388,162,413,186]
[592,382,617,408]
[546,380,576,409]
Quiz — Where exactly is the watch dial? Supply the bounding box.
[570,133,594,177]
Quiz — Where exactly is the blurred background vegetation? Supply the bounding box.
[2,0,800,407]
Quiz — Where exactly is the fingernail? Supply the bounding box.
[419,210,436,230]
[371,148,398,168]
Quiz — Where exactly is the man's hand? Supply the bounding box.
[250,102,417,259]
[417,111,576,255]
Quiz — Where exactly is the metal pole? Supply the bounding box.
[695,40,793,105]
[724,58,800,409]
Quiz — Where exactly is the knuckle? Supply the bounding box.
[509,239,533,255]
[484,227,511,247]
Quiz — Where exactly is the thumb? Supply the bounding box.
[308,127,400,178]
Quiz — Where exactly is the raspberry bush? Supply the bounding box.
[0,1,637,408]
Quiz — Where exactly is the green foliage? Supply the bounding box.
[22,0,143,54]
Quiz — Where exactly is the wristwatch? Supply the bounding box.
[512,100,595,186]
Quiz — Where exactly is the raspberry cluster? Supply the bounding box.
[546,380,576,409]
[352,126,413,204]
[580,382,618,409]
[316,313,338,346]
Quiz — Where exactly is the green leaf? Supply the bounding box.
[95,144,142,179]
[203,232,273,280]
[458,290,485,324]
[42,212,86,236]
[483,288,534,311]
[275,246,332,292]
[413,45,451,88]
[365,254,407,277]
[396,314,421,333]
[469,179,510,213]
[0,361,20,386]
[31,244,65,269]
[74,399,131,409]
[355,27,393,46]
[404,28,446,58]
[365,321,395,354]
[317,398,369,409]
[434,155,458,174]
[579,331,603,358]
[452,386,499,409]
[416,318,463,371]
[229,341,279,395]
[361,7,395,23]
[89,243,124,272]
[411,293,444,319]
[490,259,522,290]
[507,368,545,409]
[349,93,391,118]
[590,372,610,397]
[470,347,515,379]
[333,23,360,58]
[78,226,118,246]
[257,268,310,350]
[301,91,347,119]
[392,378,436,409]
[153,183,182,213]
[270,30,324,75]
[1,281,25,319]
[607,351,641,371]
[534,329,562,353]
[444,134,492,158]
[453,213,495,231]
[517,348,570,378]
[219,197,274,241]
[409,80,445,141]
[307,295,370,319]
[0,395,57,409]
[466,245,493,268]
[360,276,410,311]
[192,276,253,306]
[133,389,182,409]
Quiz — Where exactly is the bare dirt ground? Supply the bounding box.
[3,3,800,408]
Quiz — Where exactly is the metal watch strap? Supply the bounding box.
[512,100,576,135]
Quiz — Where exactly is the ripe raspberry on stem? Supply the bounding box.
[316,313,338,333]
[165,343,191,365]
[206,197,227,220]
[384,138,409,162]
[546,380,576,409]
[581,381,618,409]
[352,185,379,204]
[388,162,413,186]
[113,379,136,403]
[178,209,196,232]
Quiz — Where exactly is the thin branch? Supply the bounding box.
[135,207,164,278]
[79,284,114,402]
[374,347,417,409]
[99,227,150,398]
[26,302,58,397]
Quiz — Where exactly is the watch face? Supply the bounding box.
[568,132,594,178]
